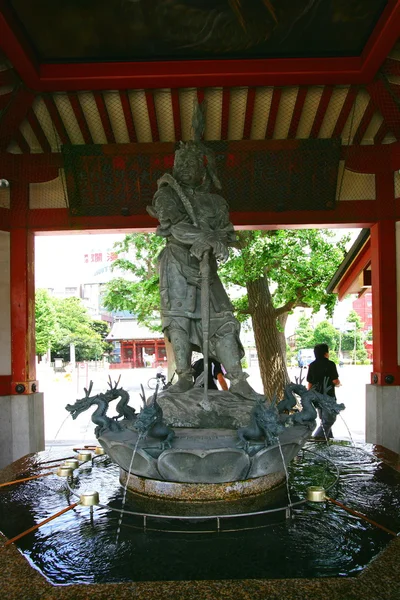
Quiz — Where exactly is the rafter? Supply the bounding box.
[243,88,256,140]
[119,90,137,143]
[287,87,307,139]
[221,88,230,140]
[0,86,34,151]
[145,91,159,143]
[310,86,333,138]
[352,100,376,145]
[367,77,400,140]
[265,88,281,139]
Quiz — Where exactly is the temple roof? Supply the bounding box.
[1,2,400,155]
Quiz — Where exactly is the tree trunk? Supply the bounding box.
[247,278,289,400]
[277,312,289,360]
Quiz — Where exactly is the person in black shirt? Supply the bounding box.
[192,358,228,391]
[307,343,341,439]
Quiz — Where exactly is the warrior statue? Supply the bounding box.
[147,103,258,400]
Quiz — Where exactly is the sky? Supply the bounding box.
[35,233,126,288]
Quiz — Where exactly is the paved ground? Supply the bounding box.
[39,363,372,446]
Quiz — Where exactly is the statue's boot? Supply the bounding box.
[215,333,265,401]
[165,328,194,394]
[227,373,266,402]
[167,372,194,394]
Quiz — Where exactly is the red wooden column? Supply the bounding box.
[370,172,400,384]
[10,183,38,394]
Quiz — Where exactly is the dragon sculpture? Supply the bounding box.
[277,377,345,428]
[238,395,285,452]
[65,381,123,437]
[65,377,138,436]
[132,385,175,450]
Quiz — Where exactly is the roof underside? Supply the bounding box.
[1,2,400,213]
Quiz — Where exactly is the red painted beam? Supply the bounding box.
[360,0,400,81]
[342,141,400,173]
[331,86,358,139]
[2,1,400,92]
[221,88,230,140]
[0,67,15,87]
[0,2,39,90]
[265,88,281,139]
[0,87,35,151]
[13,128,30,153]
[67,92,93,144]
[119,90,137,143]
[243,88,256,140]
[0,152,62,183]
[26,198,382,234]
[9,185,37,392]
[145,91,160,143]
[382,57,400,76]
[0,90,12,111]
[373,120,390,144]
[310,86,333,138]
[170,88,182,142]
[287,87,307,139]
[196,88,205,106]
[42,95,71,145]
[93,92,115,144]
[352,100,376,146]
[367,78,400,140]
[26,107,52,153]
[0,206,10,230]
[0,375,12,396]
[36,57,365,91]
[337,240,371,300]
[370,219,399,385]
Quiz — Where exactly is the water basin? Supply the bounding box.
[0,441,399,585]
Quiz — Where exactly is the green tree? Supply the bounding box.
[35,289,58,358]
[51,297,104,362]
[104,229,349,397]
[91,319,113,355]
[294,316,315,351]
[313,320,340,351]
[341,310,368,363]
[102,233,164,330]
[219,229,349,396]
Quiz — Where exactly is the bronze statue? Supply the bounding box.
[147,105,259,400]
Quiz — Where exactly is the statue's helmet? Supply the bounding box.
[173,140,221,189]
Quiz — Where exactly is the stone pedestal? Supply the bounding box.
[0,393,44,468]
[120,469,286,516]
[366,384,400,454]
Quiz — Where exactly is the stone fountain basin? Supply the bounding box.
[98,425,311,486]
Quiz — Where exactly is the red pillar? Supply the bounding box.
[370,172,400,384]
[10,184,38,394]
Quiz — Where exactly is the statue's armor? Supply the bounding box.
[152,178,244,360]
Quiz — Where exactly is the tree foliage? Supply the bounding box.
[340,310,368,362]
[35,291,107,362]
[35,289,58,357]
[102,233,164,330]
[103,228,350,397]
[294,316,315,351]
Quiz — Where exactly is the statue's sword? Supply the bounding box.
[199,250,210,407]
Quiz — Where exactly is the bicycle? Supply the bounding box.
[147,371,176,391]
